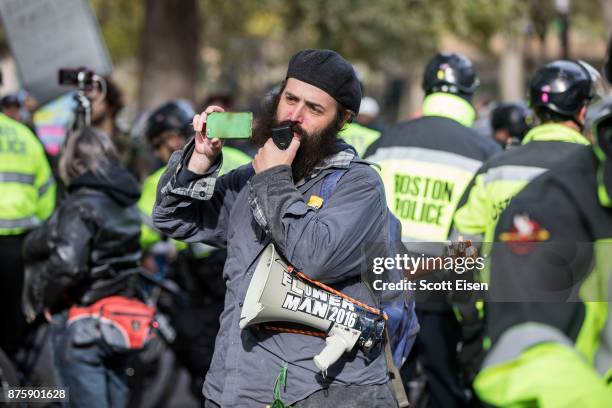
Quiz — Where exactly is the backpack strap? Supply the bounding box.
[319,168,349,203]
[320,165,416,377]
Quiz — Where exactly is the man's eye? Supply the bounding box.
[286,96,297,103]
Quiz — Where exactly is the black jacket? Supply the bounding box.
[23,161,142,319]
[364,115,501,161]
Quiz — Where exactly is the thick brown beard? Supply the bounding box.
[252,94,343,182]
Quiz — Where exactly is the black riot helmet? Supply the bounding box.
[144,100,195,146]
[594,98,612,157]
[422,52,479,99]
[529,60,605,127]
[490,101,535,141]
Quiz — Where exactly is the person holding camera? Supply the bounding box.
[153,49,406,407]
[22,127,145,408]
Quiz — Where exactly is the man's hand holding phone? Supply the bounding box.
[190,105,225,174]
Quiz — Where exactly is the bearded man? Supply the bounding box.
[153,49,402,408]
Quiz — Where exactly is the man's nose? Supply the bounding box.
[288,105,304,124]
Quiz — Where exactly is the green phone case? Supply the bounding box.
[206,112,252,139]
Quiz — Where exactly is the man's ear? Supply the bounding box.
[342,110,353,126]
[577,105,588,124]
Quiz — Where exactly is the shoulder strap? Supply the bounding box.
[319,168,349,202]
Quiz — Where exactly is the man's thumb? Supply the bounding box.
[287,136,301,155]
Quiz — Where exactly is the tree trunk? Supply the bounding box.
[397,63,424,122]
[601,0,612,39]
[138,0,199,111]
[499,32,525,101]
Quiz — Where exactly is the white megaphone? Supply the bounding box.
[240,244,386,372]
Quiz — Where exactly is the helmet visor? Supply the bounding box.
[578,60,610,106]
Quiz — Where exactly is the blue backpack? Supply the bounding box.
[319,168,418,367]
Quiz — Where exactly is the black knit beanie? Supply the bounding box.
[286,49,362,114]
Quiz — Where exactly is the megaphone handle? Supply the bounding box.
[313,334,350,372]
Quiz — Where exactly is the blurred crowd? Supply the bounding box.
[0,39,611,408]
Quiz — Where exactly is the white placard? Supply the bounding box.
[0,0,112,104]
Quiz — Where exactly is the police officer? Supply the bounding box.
[474,92,612,408]
[453,60,602,253]
[450,59,604,390]
[366,52,501,408]
[138,100,195,254]
[1,94,22,122]
[138,100,251,396]
[139,100,252,261]
[339,97,383,157]
[490,101,535,148]
[0,106,55,359]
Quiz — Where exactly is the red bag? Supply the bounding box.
[68,296,156,352]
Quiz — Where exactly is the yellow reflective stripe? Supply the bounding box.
[368,146,482,174]
[0,215,40,229]
[0,172,35,184]
[481,165,547,185]
[482,323,573,369]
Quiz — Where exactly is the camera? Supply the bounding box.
[58,67,95,91]
[58,67,104,131]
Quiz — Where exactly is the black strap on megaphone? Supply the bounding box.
[289,266,387,320]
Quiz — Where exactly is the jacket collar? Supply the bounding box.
[521,123,589,146]
[421,93,476,128]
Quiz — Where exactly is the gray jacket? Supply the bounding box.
[153,138,392,407]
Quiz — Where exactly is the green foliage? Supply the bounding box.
[446,0,530,51]
[279,0,445,65]
[87,0,607,69]
[80,0,608,105]
[90,0,144,63]
[572,0,607,39]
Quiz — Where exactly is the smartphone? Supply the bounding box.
[206,112,252,139]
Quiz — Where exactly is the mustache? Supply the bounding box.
[275,120,307,138]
